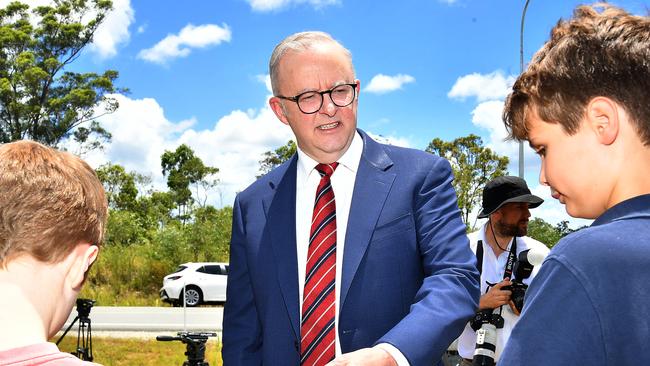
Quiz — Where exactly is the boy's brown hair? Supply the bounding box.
[0,140,108,267]
[503,3,650,144]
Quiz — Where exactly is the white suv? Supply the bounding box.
[160,262,229,307]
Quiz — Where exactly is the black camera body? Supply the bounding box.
[502,248,536,313]
[75,298,96,319]
[504,281,528,313]
[157,331,218,366]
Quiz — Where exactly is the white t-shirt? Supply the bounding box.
[457,223,550,361]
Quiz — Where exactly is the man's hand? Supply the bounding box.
[325,347,398,366]
[508,299,521,316]
[479,278,512,310]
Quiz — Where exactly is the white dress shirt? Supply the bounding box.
[295,131,408,364]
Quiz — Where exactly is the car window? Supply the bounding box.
[196,266,208,274]
[204,265,223,275]
[172,265,188,274]
[224,265,229,275]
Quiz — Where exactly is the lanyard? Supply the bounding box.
[476,236,518,280]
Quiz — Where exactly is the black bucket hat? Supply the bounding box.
[477,176,543,218]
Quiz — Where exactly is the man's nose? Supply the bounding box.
[319,93,337,116]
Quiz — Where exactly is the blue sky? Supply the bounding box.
[11,0,648,228]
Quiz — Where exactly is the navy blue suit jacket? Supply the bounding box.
[222,130,479,365]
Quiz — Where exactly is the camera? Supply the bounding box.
[503,248,546,313]
[156,331,218,366]
[470,247,546,365]
[469,309,504,332]
[75,298,96,319]
[469,309,503,366]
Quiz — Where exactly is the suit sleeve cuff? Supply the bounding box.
[375,343,410,366]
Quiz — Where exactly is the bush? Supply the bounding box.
[83,206,233,306]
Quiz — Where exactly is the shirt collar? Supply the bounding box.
[592,194,650,227]
[296,131,363,181]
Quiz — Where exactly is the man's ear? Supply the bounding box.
[69,244,99,290]
[586,97,619,145]
[269,97,290,126]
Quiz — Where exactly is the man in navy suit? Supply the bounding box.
[222,31,480,366]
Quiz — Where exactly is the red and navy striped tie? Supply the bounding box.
[301,162,339,366]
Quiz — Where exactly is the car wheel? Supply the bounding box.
[181,286,202,307]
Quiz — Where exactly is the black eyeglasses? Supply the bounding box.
[275,83,357,114]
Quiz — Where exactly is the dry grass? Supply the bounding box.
[55,336,222,366]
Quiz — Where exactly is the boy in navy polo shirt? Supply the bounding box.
[499,4,650,365]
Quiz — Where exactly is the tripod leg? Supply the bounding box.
[76,319,94,361]
[56,316,79,346]
[87,320,93,361]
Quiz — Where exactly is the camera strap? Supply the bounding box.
[476,237,518,280]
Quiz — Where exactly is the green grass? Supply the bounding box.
[55,336,222,366]
[79,285,163,307]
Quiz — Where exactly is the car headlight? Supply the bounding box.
[167,275,182,281]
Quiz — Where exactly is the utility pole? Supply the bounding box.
[519,0,531,178]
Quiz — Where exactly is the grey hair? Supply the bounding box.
[269,31,354,95]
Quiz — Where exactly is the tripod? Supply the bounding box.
[56,298,95,361]
[156,331,217,366]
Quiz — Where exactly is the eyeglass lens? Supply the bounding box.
[298,84,355,113]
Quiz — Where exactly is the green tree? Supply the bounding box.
[426,134,509,230]
[0,0,123,150]
[527,218,584,249]
[103,209,148,246]
[161,144,219,222]
[258,140,296,177]
[527,217,562,248]
[96,163,139,211]
[186,206,232,262]
[135,191,176,230]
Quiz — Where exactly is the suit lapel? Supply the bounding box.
[266,156,301,340]
[340,131,396,310]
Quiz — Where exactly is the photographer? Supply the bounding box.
[0,141,107,365]
[457,176,549,365]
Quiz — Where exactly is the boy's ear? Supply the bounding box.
[586,97,619,145]
[69,244,99,290]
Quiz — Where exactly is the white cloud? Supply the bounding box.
[247,0,339,12]
[447,72,537,174]
[448,70,592,230]
[448,71,514,102]
[365,131,412,148]
[0,0,133,59]
[89,0,134,59]
[256,74,272,94]
[364,74,415,94]
[66,78,294,208]
[138,23,231,65]
[137,25,146,34]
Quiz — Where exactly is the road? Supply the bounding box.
[58,306,223,338]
